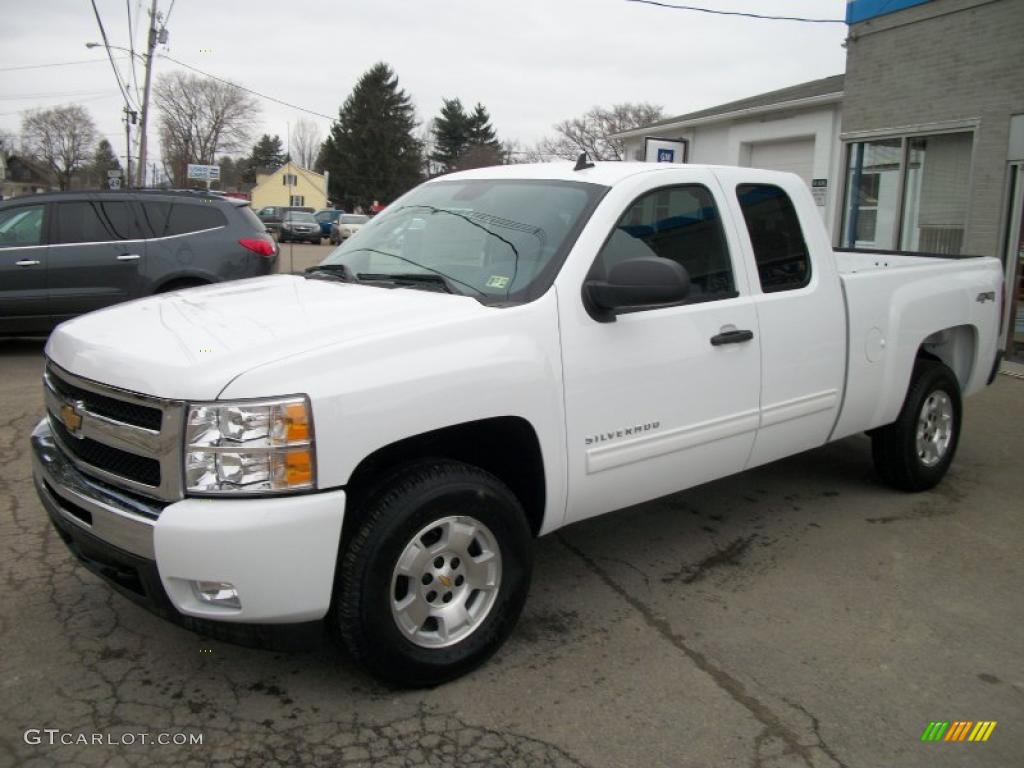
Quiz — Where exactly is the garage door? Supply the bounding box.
[747,138,815,185]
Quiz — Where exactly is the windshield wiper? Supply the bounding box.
[357,272,456,294]
[303,263,356,282]
[344,247,485,296]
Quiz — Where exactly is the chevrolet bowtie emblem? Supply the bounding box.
[60,400,85,437]
[438,575,453,588]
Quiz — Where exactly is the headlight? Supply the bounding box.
[184,397,314,495]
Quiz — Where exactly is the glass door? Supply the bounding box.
[1004,163,1024,362]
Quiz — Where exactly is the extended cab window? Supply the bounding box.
[736,184,811,293]
[591,185,735,302]
[0,205,44,248]
[55,200,144,243]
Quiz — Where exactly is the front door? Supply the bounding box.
[559,177,761,524]
[48,197,145,324]
[0,202,49,335]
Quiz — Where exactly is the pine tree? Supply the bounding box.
[466,103,500,151]
[320,63,422,211]
[89,139,120,188]
[430,98,470,174]
[249,134,285,172]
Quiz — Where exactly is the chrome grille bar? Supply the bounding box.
[44,362,186,502]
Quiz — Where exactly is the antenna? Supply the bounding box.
[574,152,595,171]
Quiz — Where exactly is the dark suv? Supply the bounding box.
[0,190,278,336]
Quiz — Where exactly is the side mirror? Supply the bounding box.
[584,257,690,322]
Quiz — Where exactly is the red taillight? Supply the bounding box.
[239,236,276,257]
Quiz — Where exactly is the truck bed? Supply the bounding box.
[829,249,1003,442]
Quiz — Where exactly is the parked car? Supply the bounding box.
[278,211,323,243]
[314,209,343,239]
[329,213,369,245]
[256,205,315,235]
[0,189,278,336]
[32,163,1003,687]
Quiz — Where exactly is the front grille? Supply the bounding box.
[47,367,162,430]
[51,418,161,487]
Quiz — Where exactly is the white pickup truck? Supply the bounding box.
[32,162,1003,686]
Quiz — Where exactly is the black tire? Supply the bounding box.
[155,278,209,294]
[871,359,962,492]
[336,460,533,687]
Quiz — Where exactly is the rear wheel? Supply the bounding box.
[871,359,961,491]
[336,460,532,687]
[155,278,209,294]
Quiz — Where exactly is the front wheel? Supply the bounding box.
[871,359,962,492]
[336,461,533,686]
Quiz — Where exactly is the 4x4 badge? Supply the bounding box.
[59,400,85,437]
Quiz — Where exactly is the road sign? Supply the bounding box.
[186,164,221,181]
[107,169,122,178]
[109,177,122,190]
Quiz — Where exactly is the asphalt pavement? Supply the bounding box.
[1,338,1021,768]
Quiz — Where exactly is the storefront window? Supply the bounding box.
[841,132,973,255]
[841,139,901,250]
[901,133,973,254]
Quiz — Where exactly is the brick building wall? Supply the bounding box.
[842,0,1024,256]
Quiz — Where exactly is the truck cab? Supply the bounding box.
[33,162,1003,686]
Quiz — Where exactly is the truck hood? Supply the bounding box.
[45,275,489,400]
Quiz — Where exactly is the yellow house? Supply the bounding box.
[250,161,328,210]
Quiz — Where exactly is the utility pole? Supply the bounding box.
[123,106,132,189]
[136,0,161,188]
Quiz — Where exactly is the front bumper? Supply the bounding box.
[32,419,346,645]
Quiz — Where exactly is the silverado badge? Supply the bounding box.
[59,400,85,437]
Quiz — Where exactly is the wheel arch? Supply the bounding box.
[344,416,547,538]
[917,323,977,392]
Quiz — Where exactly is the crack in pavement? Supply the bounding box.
[557,534,847,768]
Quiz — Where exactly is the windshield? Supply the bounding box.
[285,212,316,223]
[339,214,368,225]
[320,179,605,304]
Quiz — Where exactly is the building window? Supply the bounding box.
[841,132,973,255]
[289,195,305,207]
[282,174,297,186]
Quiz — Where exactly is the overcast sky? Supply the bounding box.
[0,0,848,171]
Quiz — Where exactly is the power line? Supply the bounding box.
[89,0,137,108]
[623,0,845,23]
[158,53,335,120]
[126,0,142,102]
[0,57,128,73]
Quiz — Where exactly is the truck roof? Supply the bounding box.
[434,161,777,188]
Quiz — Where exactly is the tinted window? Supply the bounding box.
[55,200,144,243]
[167,203,225,235]
[140,201,172,237]
[238,206,267,233]
[591,185,735,301]
[0,205,44,248]
[736,184,811,292]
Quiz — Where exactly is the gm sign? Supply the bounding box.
[846,0,932,23]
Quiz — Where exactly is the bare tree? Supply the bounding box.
[154,71,260,185]
[535,103,664,162]
[291,118,322,170]
[20,105,98,189]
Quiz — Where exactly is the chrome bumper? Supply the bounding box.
[31,419,159,560]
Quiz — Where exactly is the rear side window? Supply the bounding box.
[736,184,811,293]
[140,201,225,237]
[592,184,735,302]
[54,200,144,243]
[238,205,268,233]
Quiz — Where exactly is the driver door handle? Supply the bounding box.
[15,259,41,267]
[710,329,754,346]
[117,254,141,261]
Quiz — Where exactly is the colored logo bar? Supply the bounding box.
[921,721,997,742]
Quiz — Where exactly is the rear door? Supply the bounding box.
[721,171,846,467]
[48,196,147,323]
[0,202,49,334]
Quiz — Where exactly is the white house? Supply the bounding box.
[616,75,845,234]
